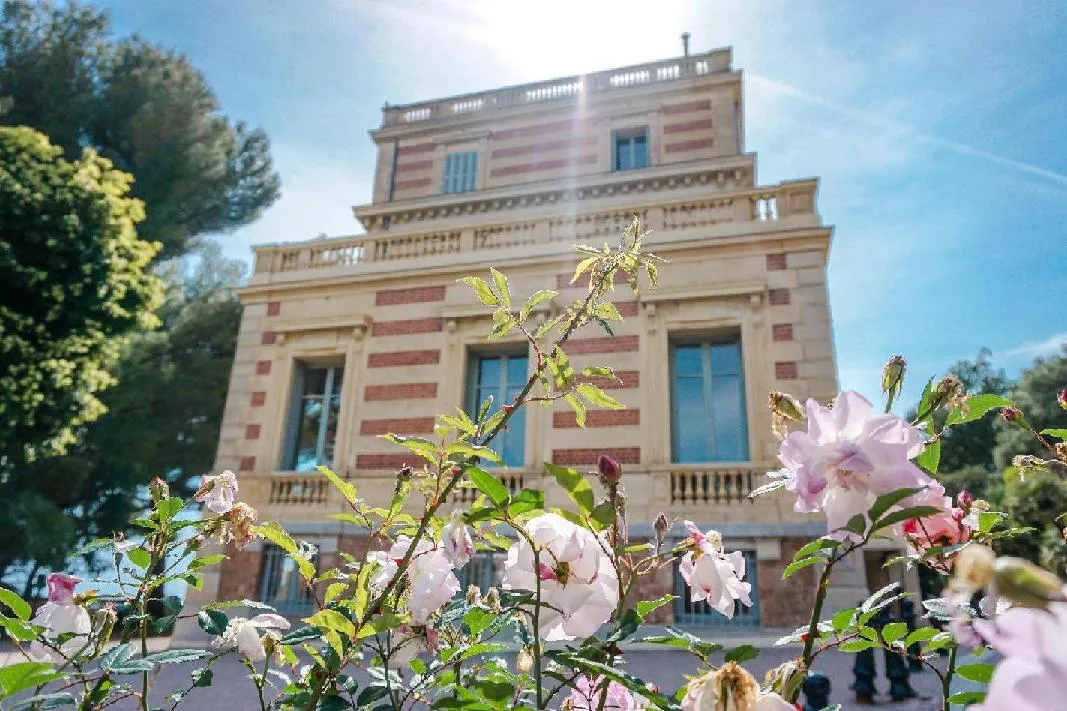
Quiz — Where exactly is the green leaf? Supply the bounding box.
[564,393,586,427]
[0,588,31,621]
[458,276,498,306]
[571,255,599,284]
[831,607,856,632]
[446,441,502,463]
[635,595,676,621]
[324,582,348,606]
[1041,428,1067,439]
[196,609,228,636]
[489,268,511,308]
[9,692,75,710]
[142,649,212,665]
[0,662,61,698]
[278,626,322,645]
[191,668,213,688]
[946,394,1013,426]
[881,622,908,644]
[157,497,183,522]
[843,513,868,536]
[868,487,926,524]
[594,302,623,321]
[126,546,151,570]
[381,433,439,463]
[782,557,822,579]
[256,522,316,581]
[545,463,595,514]
[724,644,759,664]
[0,615,38,642]
[318,465,357,504]
[905,627,940,646]
[839,639,879,653]
[488,309,517,340]
[872,506,945,532]
[467,466,510,508]
[948,691,987,705]
[589,501,616,530]
[794,537,840,561]
[576,382,624,410]
[99,643,154,674]
[978,510,1005,534]
[463,608,496,636]
[520,290,556,321]
[582,365,616,379]
[508,488,544,515]
[916,437,941,474]
[189,553,227,570]
[955,662,995,683]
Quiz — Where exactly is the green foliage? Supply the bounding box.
[0,245,242,580]
[996,472,1067,577]
[0,0,280,258]
[0,125,162,473]
[994,348,1067,469]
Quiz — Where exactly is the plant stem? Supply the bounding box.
[942,644,958,710]
[256,657,270,711]
[533,548,543,711]
[139,597,149,711]
[793,558,836,702]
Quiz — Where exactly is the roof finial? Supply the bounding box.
[681,32,691,57]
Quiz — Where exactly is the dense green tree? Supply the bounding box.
[0,0,280,258]
[994,347,1067,469]
[0,244,244,583]
[995,472,1067,578]
[0,125,162,471]
[937,348,1013,473]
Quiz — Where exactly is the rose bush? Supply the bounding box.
[1,217,1066,711]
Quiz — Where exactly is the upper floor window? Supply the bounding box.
[442,151,478,194]
[284,362,344,471]
[614,128,648,171]
[466,351,527,468]
[670,337,748,463]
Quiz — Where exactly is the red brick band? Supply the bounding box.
[371,317,443,337]
[552,447,640,466]
[375,285,446,306]
[365,382,437,401]
[553,410,640,428]
[367,349,441,368]
[360,417,436,436]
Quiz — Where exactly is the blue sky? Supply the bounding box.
[98,0,1067,408]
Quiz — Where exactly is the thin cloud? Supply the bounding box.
[747,73,1067,192]
[1003,332,1067,359]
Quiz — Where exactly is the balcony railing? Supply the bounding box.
[381,50,732,128]
[667,466,759,506]
[251,180,817,279]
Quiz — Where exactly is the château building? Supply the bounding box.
[185,47,903,632]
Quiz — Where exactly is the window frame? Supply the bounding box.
[282,361,345,472]
[612,127,649,172]
[668,334,749,464]
[442,151,479,194]
[465,348,529,468]
[258,543,319,616]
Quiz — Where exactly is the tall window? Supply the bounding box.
[259,544,317,616]
[670,338,748,463]
[442,151,478,194]
[284,363,344,471]
[466,352,527,468]
[613,128,648,171]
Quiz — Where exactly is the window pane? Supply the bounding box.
[302,368,328,395]
[674,345,703,376]
[506,355,527,386]
[478,356,501,388]
[292,398,323,471]
[501,406,526,467]
[672,377,708,462]
[323,392,341,465]
[710,343,742,376]
[711,374,747,461]
[633,134,648,168]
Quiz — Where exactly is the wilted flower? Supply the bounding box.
[769,391,805,438]
[774,390,940,541]
[597,454,622,484]
[213,614,290,662]
[501,512,619,641]
[29,573,91,662]
[971,586,1067,711]
[1058,388,1067,412]
[932,374,966,412]
[441,511,474,569]
[149,477,170,503]
[562,675,651,711]
[681,663,794,711]
[881,355,906,398]
[218,502,259,550]
[1001,406,1023,424]
[195,470,239,514]
[678,522,752,619]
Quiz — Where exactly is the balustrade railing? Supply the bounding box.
[268,475,329,506]
[668,465,762,506]
[451,471,528,504]
[382,51,731,127]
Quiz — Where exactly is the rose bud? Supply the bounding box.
[881,355,906,398]
[597,454,622,484]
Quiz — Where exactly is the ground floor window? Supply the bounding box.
[259,544,318,616]
[456,551,505,596]
[673,550,760,627]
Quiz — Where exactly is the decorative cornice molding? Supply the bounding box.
[270,314,373,335]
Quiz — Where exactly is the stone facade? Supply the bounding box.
[182,48,868,634]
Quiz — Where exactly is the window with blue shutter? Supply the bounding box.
[670,338,749,463]
[442,151,478,194]
[613,128,649,171]
[466,351,528,468]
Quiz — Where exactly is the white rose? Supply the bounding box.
[502,513,619,641]
[195,470,239,514]
[441,511,474,569]
[678,521,753,619]
[214,613,290,662]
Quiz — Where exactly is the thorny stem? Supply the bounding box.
[533,547,544,711]
[795,557,834,702]
[942,645,958,710]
